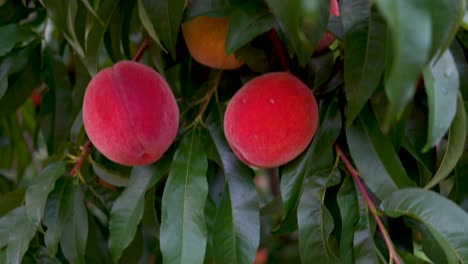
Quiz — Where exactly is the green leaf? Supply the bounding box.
[207,113,260,264]
[428,0,466,61]
[183,0,230,19]
[374,0,432,128]
[381,188,468,262]
[265,0,330,65]
[142,0,185,59]
[0,206,37,264]
[353,189,379,263]
[83,0,120,75]
[142,186,160,238]
[0,188,25,217]
[90,159,129,187]
[0,45,32,99]
[43,178,72,256]
[25,161,66,226]
[59,183,88,264]
[346,106,415,200]
[0,24,36,57]
[425,94,466,189]
[297,169,340,263]
[109,165,165,263]
[423,50,460,151]
[40,50,74,154]
[337,177,359,263]
[40,0,85,57]
[225,2,276,54]
[278,97,341,233]
[160,130,209,264]
[137,0,165,52]
[342,1,387,126]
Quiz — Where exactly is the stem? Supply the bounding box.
[267,168,280,197]
[133,36,152,62]
[334,144,401,264]
[69,141,93,177]
[267,29,289,71]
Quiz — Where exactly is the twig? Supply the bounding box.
[133,36,152,62]
[267,29,289,71]
[266,168,280,197]
[69,141,93,176]
[334,144,401,264]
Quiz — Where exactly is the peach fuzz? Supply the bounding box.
[224,72,319,168]
[182,16,244,70]
[82,61,179,166]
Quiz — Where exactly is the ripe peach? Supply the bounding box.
[182,16,244,70]
[224,72,319,168]
[82,61,179,166]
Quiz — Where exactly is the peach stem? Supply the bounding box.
[69,141,93,176]
[334,144,401,264]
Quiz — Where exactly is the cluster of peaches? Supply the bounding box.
[83,4,339,169]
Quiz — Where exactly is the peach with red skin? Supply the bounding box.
[82,61,179,166]
[224,72,319,168]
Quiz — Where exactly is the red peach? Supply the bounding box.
[224,72,319,168]
[82,61,179,166]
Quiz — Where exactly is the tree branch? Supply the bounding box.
[133,36,152,62]
[334,144,401,264]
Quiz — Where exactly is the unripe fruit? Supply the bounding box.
[182,16,245,70]
[224,72,319,168]
[82,61,179,166]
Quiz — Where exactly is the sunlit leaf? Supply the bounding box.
[207,113,260,264]
[160,130,209,264]
[425,94,466,189]
[381,188,468,262]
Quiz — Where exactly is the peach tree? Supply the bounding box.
[0,0,467,263]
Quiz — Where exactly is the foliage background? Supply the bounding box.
[0,0,468,263]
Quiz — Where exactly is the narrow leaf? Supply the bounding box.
[207,113,260,264]
[25,161,66,226]
[137,0,165,52]
[91,160,129,187]
[354,190,379,263]
[278,97,341,233]
[225,2,276,54]
[337,176,359,263]
[160,130,209,264]
[142,0,185,59]
[374,0,432,128]
[343,0,387,126]
[59,183,88,264]
[381,188,468,262]
[297,169,341,263]
[346,106,414,200]
[425,94,466,188]
[423,50,460,151]
[109,166,165,263]
[265,0,329,65]
[43,178,72,256]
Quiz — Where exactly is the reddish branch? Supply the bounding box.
[69,141,93,176]
[133,36,152,61]
[334,144,401,264]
